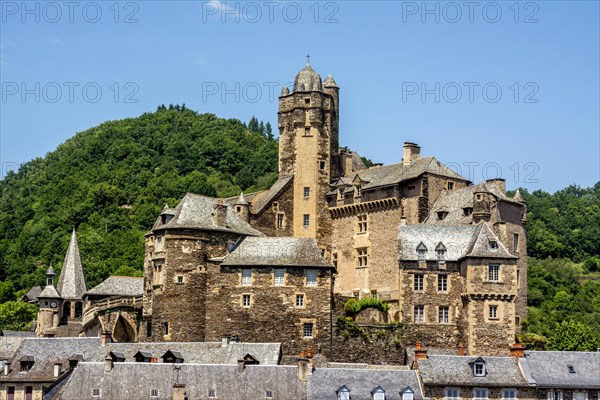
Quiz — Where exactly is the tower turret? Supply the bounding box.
[234,192,250,222]
[473,181,492,223]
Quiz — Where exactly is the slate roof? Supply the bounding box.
[38,284,61,299]
[1,337,282,383]
[425,181,525,225]
[85,276,144,297]
[518,351,600,389]
[53,362,305,400]
[345,157,468,192]
[294,63,323,92]
[56,229,87,299]
[150,193,264,237]
[22,286,43,302]
[398,223,515,261]
[308,367,424,400]
[221,237,333,268]
[418,355,529,387]
[250,175,293,214]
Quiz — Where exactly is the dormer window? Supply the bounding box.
[337,385,351,400]
[401,387,414,400]
[19,356,34,372]
[416,242,427,261]
[463,207,473,216]
[437,211,448,220]
[436,242,447,261]
[355,185,362,197]
[372,386,385,400]
[472,357,487,377]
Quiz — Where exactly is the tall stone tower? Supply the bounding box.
[278,63,339,245]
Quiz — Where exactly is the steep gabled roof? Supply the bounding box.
[519,351,600,389]
[466,223,515,259]
[250,176,293,214]
[38,285,61,299]
[85,276,144,297]
[56,229,87,300]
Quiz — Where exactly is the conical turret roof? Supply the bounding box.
[513,189,526,202]
[235,192,249,205]
[56,229,87,299]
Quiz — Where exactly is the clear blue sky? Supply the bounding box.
[1,0,598,192]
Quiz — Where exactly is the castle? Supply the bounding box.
[33,63,528,360]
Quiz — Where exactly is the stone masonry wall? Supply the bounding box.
[250,179,295,238]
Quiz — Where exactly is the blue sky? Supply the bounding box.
[1,0,598,192]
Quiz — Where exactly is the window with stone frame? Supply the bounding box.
[414,305,425,323]
[447,181,455,190]
[303,214,310,227]
[156,235,164,252]
[488,264,500,282]
[489,305,498,319]
[473,388,488,400]
[303,322,314,338]
[414,273,424,291]
[439,306,449,324]
[150,389,159,397]
[306,269,317,287]
[445,388,460,400]
[295,294,305,307]
[357,214,368,233]
[503,389,517,400]
[513,234,519,252]
[153,262,164,285]
[274,269,285,286]
[208,389,216,398]
[276,213,285,230]
[241,269,252,286]
[92,388,101,397]
[549,391,563,400]
[357,248,368,268]
[304,186,310,198]
[438,274,448,292]
[242,294,251,308]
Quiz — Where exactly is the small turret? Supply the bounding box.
[472,181,492,223]
[46,266,55,287]
[281,86,290,96]
[234,192,250,222]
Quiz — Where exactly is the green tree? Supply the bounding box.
[549,320,599,351]
[0,301,38,331]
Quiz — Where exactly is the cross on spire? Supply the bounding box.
[306,53,311,65]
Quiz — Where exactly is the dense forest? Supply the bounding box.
[0,106,598,350]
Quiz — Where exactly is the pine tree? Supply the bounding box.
[248,116,259,133]
[265,122,273,140]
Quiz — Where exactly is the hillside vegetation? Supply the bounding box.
[0,106,598,349]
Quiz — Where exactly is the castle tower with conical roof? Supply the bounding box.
[56,228,87,321]
[278,62,339,244]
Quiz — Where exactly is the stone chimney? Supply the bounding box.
[104,354,113,372]
[213,200,228,227]
[403,142,420,166]
[486,178,506,195]
[509,343,526,358]
[221,337,230,347]
[237,359,246,373]
[53,358,62,378]
[297,358,310,382]
[343,152,353,176]
[101,331,112,346]
[413,341,428,368]
[173,384,186,400]
[458,341,465,356]
[3,360,10,376]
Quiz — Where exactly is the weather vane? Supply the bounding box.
[306,53,310,65]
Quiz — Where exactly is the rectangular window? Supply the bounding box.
[274,269,285,286]
[266,391,273,398]
[513,234,519,252]
[276,213,285,230]
[306,270,317,287]
[296,294,305,307]
[489,305,498,319]
[7,387,15,400]
[357,214,368,233]
[177,276,183,284]
[357,248,368,268]
[319,161,326,170]
[439,306,449,324]
[445,388,460,400]
[517,269,520,288]
[414,274,424,291]
[242,294,251,308]
[549,391,563,400]
[153,262,164,285]
[474,389,488,400]
[488,264,500,282]
[304,187,310,198]
[418,249,426,261]
[151,389,159,397]
[503,389,517,400]
[25,387,32,400]
[209,389,216,398]
[303,214,310,227]
[92,388,101,397]
[414,305,425,323]
[374,393,385,400]
[242,269,252,286]
[156,235,163,252]
[303,322,314,338]
[447,181,454,190]
[438,275,448,292]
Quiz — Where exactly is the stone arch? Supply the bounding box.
[112,315,136,343]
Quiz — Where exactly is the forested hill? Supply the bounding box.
[0,106,278,293]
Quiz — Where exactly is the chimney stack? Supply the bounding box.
[173,384,186,400]
[413,341,428,368]
[101,331,112,346]
[344,152,353,176]
[53,358,62,378]
[458,341,465,356]
[213,200,228,227]
[297,358,310,382]
[104,354,113,372]
[509,343,526,358]
[486,178,506,195]
[403,142,420,166]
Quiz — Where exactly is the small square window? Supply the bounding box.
[177,276,183,284]
[151,388,159,397]
[357,214,368,233]
[92,388,101,397]
[303,322,314,338]
[303,214,310,227]
[447,181,454,190]
[305,98,310,104]
[266,390,273,398]
[489,305,498,319]
[209,389,216,398]
[296,294,305,307]
[242,294,251,308]
[306,270,317,287]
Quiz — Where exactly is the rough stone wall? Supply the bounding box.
[204,264,333,358]
[249,179,295,238]
[0,384,46,400]
[423,386,537,400]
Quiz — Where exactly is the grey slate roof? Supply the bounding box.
[346,157,468,192]
[53,362,305,400]
[22,285,43,302]
[308,367,424,400]
[38,284,61,299]
[56,229,87,299]
[85,276,144,297]
[398,223,515,261]
[221,237,333,268]
[250,175,293,214]
[418,355,529,387]
[150,193,264,237]
[294,63,323,92]
[518,351,600,389]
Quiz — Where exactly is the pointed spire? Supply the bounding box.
[513,189,525,202]
[236,192,249,205]
[56,228,87,299]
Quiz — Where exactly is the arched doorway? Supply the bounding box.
[112,315,136,343]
